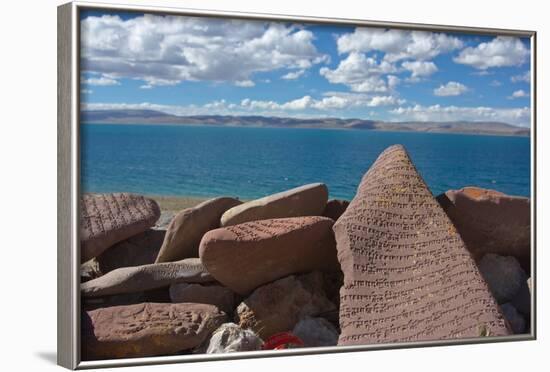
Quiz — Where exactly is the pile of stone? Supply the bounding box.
[80,145,531,360]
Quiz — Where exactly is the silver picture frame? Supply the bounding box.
[57,1,537,369]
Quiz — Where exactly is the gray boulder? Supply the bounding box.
[292,317,339,347]
[500,303,526,334]
[478,253,528,303]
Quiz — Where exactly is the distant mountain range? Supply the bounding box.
[81,109,530,137]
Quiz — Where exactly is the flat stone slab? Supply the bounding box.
[437,187,530,272]
[155,197,242,263]
[200,216,339,295]
[80,193,161,263]
[170,283,237,314]
[96,229,165,274]
[81,258,214,297]
[82,303,227,360]
[220,183,328,227]
[334,145,510,346]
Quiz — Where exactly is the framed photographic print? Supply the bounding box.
[57,1,536,369]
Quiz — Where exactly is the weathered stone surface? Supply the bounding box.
[500,303,526,334]
[478,253,528,304]
[81,259,103,283]
[235,272,336,339]
[155,197,242,263]
[82,287,171,311]
[206,323,263,354]
[220,183,328,227]
[322,199,350,221]
[82,303,227,360]
[81,258,214,297]
[200,216,339,294]
[334,145,510,346]
[170,283,237,314]
[292,317,339,347]
[96,229,165,274]
[80,193,161,263]
[437,187,530,272]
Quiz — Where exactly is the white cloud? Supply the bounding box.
[508,89,529,99]
[84,91,405,118]
[320,52,397,92]
[80,89,93,94]
[434,81,468,96]
[390,104,530,127]
[282,69,306,80]
[81,14,327,87]
[511,71,531,83]
[81,75,120,86]
[490,80,502,87]
[337,28,463,62]
[234,80,255,87]
[454,36,529,70]
[402,61,438,78]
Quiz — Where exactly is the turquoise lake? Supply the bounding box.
[81,124,531,200]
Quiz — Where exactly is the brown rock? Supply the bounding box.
[155,197,242,263]
[437,187,530,272]
[81,258,214,297]
[322,199,350,221]
[220,183,328,227]
[96,229,165,274]
[82,303,227,360]
[80,193,161,263]
[235,272,336,339]
[170,283,237,314]
[334,145,510,346]
[200,216,339,295]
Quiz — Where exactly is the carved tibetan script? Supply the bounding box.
[333,145,510,345]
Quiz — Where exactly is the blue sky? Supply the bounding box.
[80,10,531,127]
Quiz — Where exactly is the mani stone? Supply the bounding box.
[206,323,264,354]
[155,197,242,263]
[170,283,237,314]
[322,199,350,221]
[235,272,336,339]
[80,193,161,263]
[81,258,214,297]
[333,145,510,346]
[199,216,339,295]
[220,183,328,227]
[437,187,530,272]
[96,229,165,274]
[81,303,227,360]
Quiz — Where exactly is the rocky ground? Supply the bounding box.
[80,145,531,360]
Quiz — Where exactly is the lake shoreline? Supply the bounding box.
[81,121,530,138]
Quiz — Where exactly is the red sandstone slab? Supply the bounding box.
[199,216,339,295]
[81,303,226,360]
[334,145,510,345]
[437,187,530,272]
[155,197,242,263]
[220,183,328,227]
[80,193,160,263]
